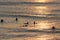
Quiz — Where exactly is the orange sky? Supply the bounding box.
[0,0,57,2]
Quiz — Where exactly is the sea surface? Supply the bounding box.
[0,0,60,40]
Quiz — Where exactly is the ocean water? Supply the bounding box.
[0,0,60,40]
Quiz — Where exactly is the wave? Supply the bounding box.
[0,27,60,39]
[0,33,37,39]
[0,2,60,5]
[0,27,60,33]
[0,14,60,20]
[50,10,60,12]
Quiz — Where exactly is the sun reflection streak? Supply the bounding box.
[36,35,54,40]
[35,0,46,2]
[39,23,49,29]
[34,6,49,15]
[34,0,55,2]
[36,21,52,30]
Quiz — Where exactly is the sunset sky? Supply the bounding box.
[0,0,59,2]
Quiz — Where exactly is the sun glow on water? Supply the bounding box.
[34,6,49,15]
[34,0,55,2]
[36,21,52,30]
[35,0,46,2]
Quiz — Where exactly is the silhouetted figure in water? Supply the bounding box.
[24,22,29,24]
[52,26,55,30]
[52,26,55,33]
[1,19,4,23]
[34,21,37,27]
[34,21,37,24]
[34,21,35,24]
[24,22,29,27]
[16,18,18,21]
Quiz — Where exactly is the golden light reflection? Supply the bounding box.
[34,6,49,15]
[34,0,54,2]
[35,35,54,40]
[36,21,52,30]
[35,0,46,2]
[39,23,49,29]
[22,35,54,40]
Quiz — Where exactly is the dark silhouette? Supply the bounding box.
[24,22,29,27]
[34,21,37,27]
[52,26,55,30]
[24,22,29,24]
[24,24,28,27]
[52,26,55,33]
[1,19,4,23]
[16,18,18,21]
[34,21,37,24]
[34,21,35,24]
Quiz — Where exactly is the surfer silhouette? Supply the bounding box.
[24,22,29,27]
[52,26,55,33]
[34,21,37,27]
[34,21,36,24]
[52,26,55,30]
[1,19,4,23]
[16,18,18,21]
